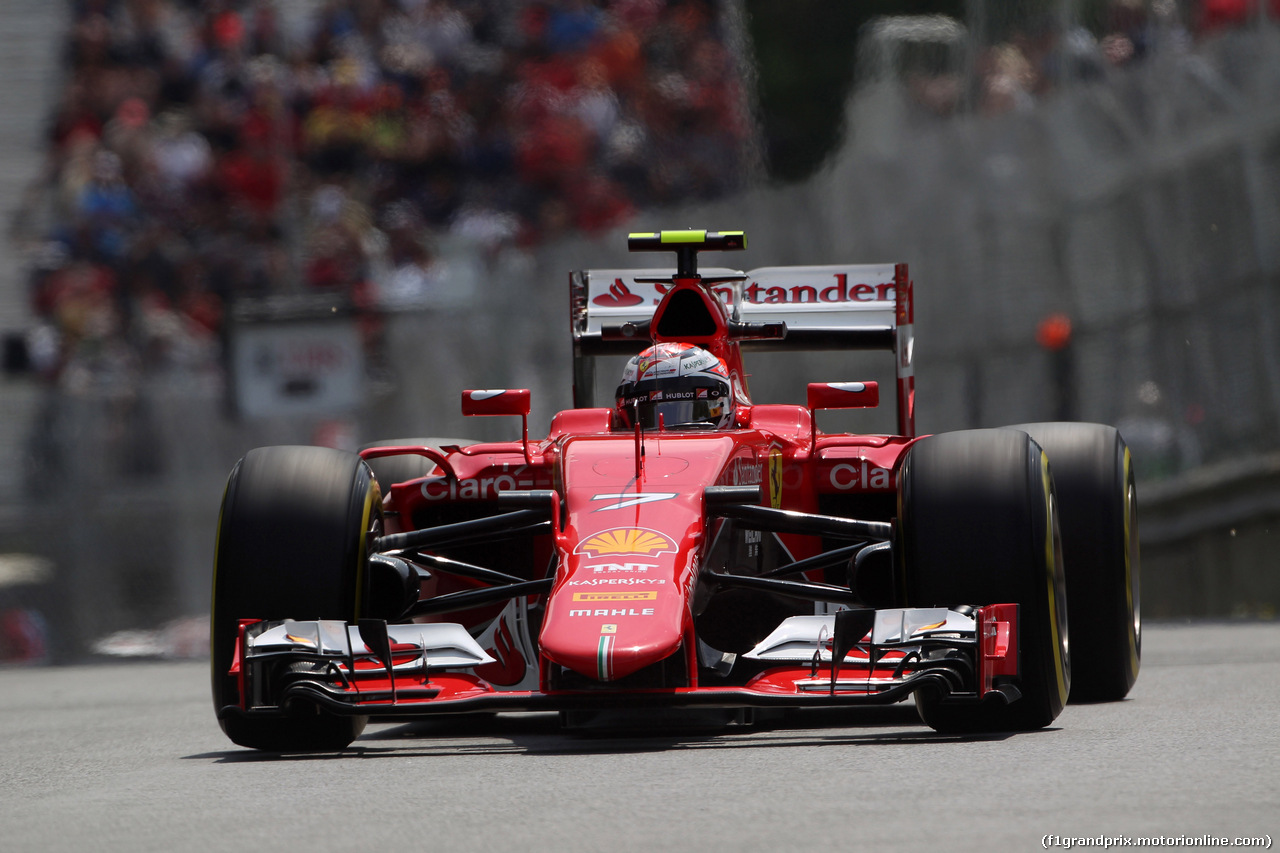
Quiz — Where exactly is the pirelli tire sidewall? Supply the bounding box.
[1014,422,1140,702]
[211,445,380,751]
[898,428,1070,733]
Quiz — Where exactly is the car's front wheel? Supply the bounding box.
[899,428,1070,733]
[211,445,380,751]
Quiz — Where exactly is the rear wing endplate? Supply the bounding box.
[570,263,915,436]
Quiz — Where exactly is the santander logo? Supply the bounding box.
[592,273,896,308]
[592,280,645,307]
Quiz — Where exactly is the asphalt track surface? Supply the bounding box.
[1,623,1276,853]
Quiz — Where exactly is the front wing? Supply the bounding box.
[219,604,1021,721]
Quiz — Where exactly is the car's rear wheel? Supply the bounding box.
[1014,423,1140,702]
[211,445,379,751]
[899,428,1070,733]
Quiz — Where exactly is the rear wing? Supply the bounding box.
[570,263,915,436]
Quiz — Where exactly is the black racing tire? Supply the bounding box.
[211,445,380,751]
[899,428,1070,733]
[360,437,475,493]
[1014,423,1140,702]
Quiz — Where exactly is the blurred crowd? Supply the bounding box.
[13,0,755,388]
[968,4,1176,118]
[14,0,1275,391]
[905,0,1276,119]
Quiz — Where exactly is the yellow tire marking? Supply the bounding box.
[1042,451,1069,708]
[354,477,379,619]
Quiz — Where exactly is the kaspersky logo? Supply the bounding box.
[574,527,677,558]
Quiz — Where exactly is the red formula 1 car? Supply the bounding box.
[211,230,1141,750]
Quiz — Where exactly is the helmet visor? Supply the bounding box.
[629,397,729,430]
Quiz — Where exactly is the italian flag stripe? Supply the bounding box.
[597,636,613,681]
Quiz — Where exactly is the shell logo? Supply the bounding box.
[575,527,677,558]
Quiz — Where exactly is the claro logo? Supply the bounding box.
[829,461,894,491]
[421,466,534,500]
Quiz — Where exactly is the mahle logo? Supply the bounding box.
[575,527,677,557]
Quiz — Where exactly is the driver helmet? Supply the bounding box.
[615,342,733,430]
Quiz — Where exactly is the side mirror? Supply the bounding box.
[807,381,879,411]
[462,389,533,463]
[462,388,531,417]
[806,382,879,446]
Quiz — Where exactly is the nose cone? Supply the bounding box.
[540,578,686,682]
[540,521,691,682]
[541,434,736,683]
